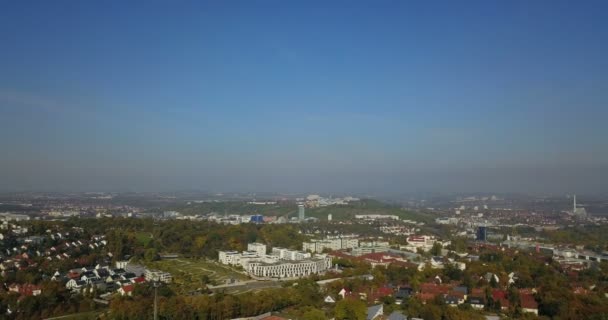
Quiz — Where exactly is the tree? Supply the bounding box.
[334,299,366,320]
[144,248,158,262]
[430,242,442,256]
[302,308,326,320]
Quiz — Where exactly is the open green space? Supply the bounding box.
[146,258,249,292]
[45,310,105,320]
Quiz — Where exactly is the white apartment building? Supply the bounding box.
[302,237,359,253]
[247,255,332,278]
[271,247,311,260]
[435,217,459,225]
[0,213,30,222]
[218,243,329,279]
[144,269,172,283]
[218,250,240,265]
[247,243,267,256]
[355,214,399,221]
[352,241,391,256]
[404,235,437,252]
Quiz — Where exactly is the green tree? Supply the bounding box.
[334,299,366,320]
[144,248,158,262]
[430,242,442,256]
[302,308,326,320]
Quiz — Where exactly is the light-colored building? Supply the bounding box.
[355,214,399,221]
[144,269,172,283]
[352,241,391,256]
[247,243,267,257]
[302,237,359,253]
[271,247,311,260]
[435,217,459,225]
[247,255,332,278]
[404,235,437,252]
[218,250,240,265]
[115,261,129,269]
[0,213,30,222]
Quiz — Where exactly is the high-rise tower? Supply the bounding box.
[298,205,305,221]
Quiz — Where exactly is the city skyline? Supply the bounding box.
[1,1,608,194]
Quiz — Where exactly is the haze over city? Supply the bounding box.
[1,1,607,194]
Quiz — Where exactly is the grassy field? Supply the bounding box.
[146,258,249,292]
[45,310,105,320]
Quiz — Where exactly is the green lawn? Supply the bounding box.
[45,310,105,320]
[146,258,249,292]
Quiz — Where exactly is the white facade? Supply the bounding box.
[145,269,172,283]
[247,243,267,256]
[247,255,332,278]
[271,247,311,261]
[0,213,30,222]
[298,205,305,221]
[302,237,359,253]
[355,214,399,220]
[435,217,459,225]
[405,235,436,251]
[218,250,240,265]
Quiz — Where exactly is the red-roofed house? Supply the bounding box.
[419,292,437,304]
[132,276,146,284]
[369,286,394,302]
[119,284,134,296]
[492,289,510,310]
[520,294,538,315]
[8,283,41,296]
[420,282,452,295]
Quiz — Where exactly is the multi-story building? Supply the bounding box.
[218,243,330,279]
[302,237,359,253]
[218,250,240,265]
[354,214,399,221]
[404,235,437,252]
[144,269,172,283]
[247,243,267,256]
[271,247,311,260]
[352,241,391,256]
[247,255,332,278]
[298,205,305,221]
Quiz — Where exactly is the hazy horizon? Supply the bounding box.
[1,1,607,195]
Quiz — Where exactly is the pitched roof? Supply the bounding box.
[520,294,538,309]
[387,311,407,320]
[492,289,507,300]
[367,304,383,320]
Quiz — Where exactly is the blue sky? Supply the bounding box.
[1,1,607,194]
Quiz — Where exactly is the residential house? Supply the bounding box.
[119,284,134,296]
[8,283,41,296]
[366,304,383,320]
[387,311,407,320]
[394,286,414,304]
[520,294,538,315]
[468,297,485,309]
[492,289,510,310]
